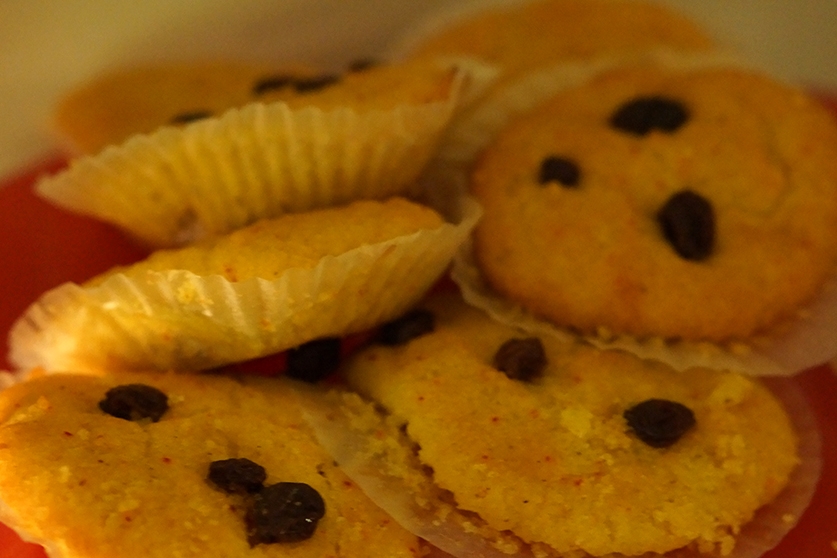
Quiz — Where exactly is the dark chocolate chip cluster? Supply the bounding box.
[609,96,690,136]
[167,58,377,128]
[208,457,326,546]
[624,398,696,448]
[493,337,547,382]
[535,93,717,261]
[378,309,436,346]
[98,384,169,422]
[286,337,343,383]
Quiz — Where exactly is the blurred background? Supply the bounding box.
[1,0,835,177]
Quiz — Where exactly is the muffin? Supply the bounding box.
[396,0,715,83]
[8,197,480,373]
[0,370,427,558]
[37,56,495,247]
[459,63,837,371]
[304,292,818,558]
[51,61,333,155]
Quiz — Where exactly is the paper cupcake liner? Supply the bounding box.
[7,199,482,374]
[452,231,837,376]
[300,376,821,558]
[36,58,496,248]
[431,49,752,172]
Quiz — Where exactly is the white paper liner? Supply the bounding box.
[300,376,821,558]
[7,198,482,374]
[453,234,837,377]
[424,52,836,376]
[36,58,496,248]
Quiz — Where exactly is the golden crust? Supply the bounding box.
[88,197,444,285]
[339,292,800,556]
[405,0,715,82]
[52,58,466,155]
[0,371,421,558]
[470,66,837,342]
[52,61,319,154]
[9,198,480,373]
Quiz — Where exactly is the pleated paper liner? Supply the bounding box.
[36,57,497,248]
[300,375,821,558]
[453,235,837,377]
[418,51,837,376]
[7,197,482,374]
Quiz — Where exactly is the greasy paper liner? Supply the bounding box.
[7,199,482,374]
[300,376,821,558]
[36,59,495,248]
[424,52,836,376]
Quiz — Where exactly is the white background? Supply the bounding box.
[0,0,835,177]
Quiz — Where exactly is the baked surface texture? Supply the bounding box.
[404,0,715,82]
[469,65,837,342]
[0,371,422,558]
[9,197,474,373]
[340,293,800,557]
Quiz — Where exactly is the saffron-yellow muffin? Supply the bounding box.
[38,56,493,247]
[51,61,324,155]
[399,0,715,84]
[9,197,480,374]
[317,292,805,557]
[468,65,837,344]
[0,370,425,558]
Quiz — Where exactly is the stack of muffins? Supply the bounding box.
[0,1,832,557]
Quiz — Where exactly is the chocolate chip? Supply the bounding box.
[208,458,267,494]
[252,75,297,96]
[624,399,696,448]
[98,384,169,422]
[347,58,377,72]
[169,110,213,125]
[292,74,341,93]
[378,309,435,346]
[609,96,689,136]
[493,337,547,382]
[286,337,342,383]
[246,482,326,546]
[657,189,715,261]
[538,156,580,188]
[252,73,341,96]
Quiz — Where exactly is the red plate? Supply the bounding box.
[2,130,837,555]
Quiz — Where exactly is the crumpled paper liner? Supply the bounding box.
[453,236,837,376]
[36,58,496,248]
[7,198,482,374]
[300,376,821,558]
[424,52,837,376]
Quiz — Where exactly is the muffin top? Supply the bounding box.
[338,292,801,557]
[52,57,463,155]
[0,371,422,558]
[9,197,476,373]
[469,65,837,342]
[403,0,715,83]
